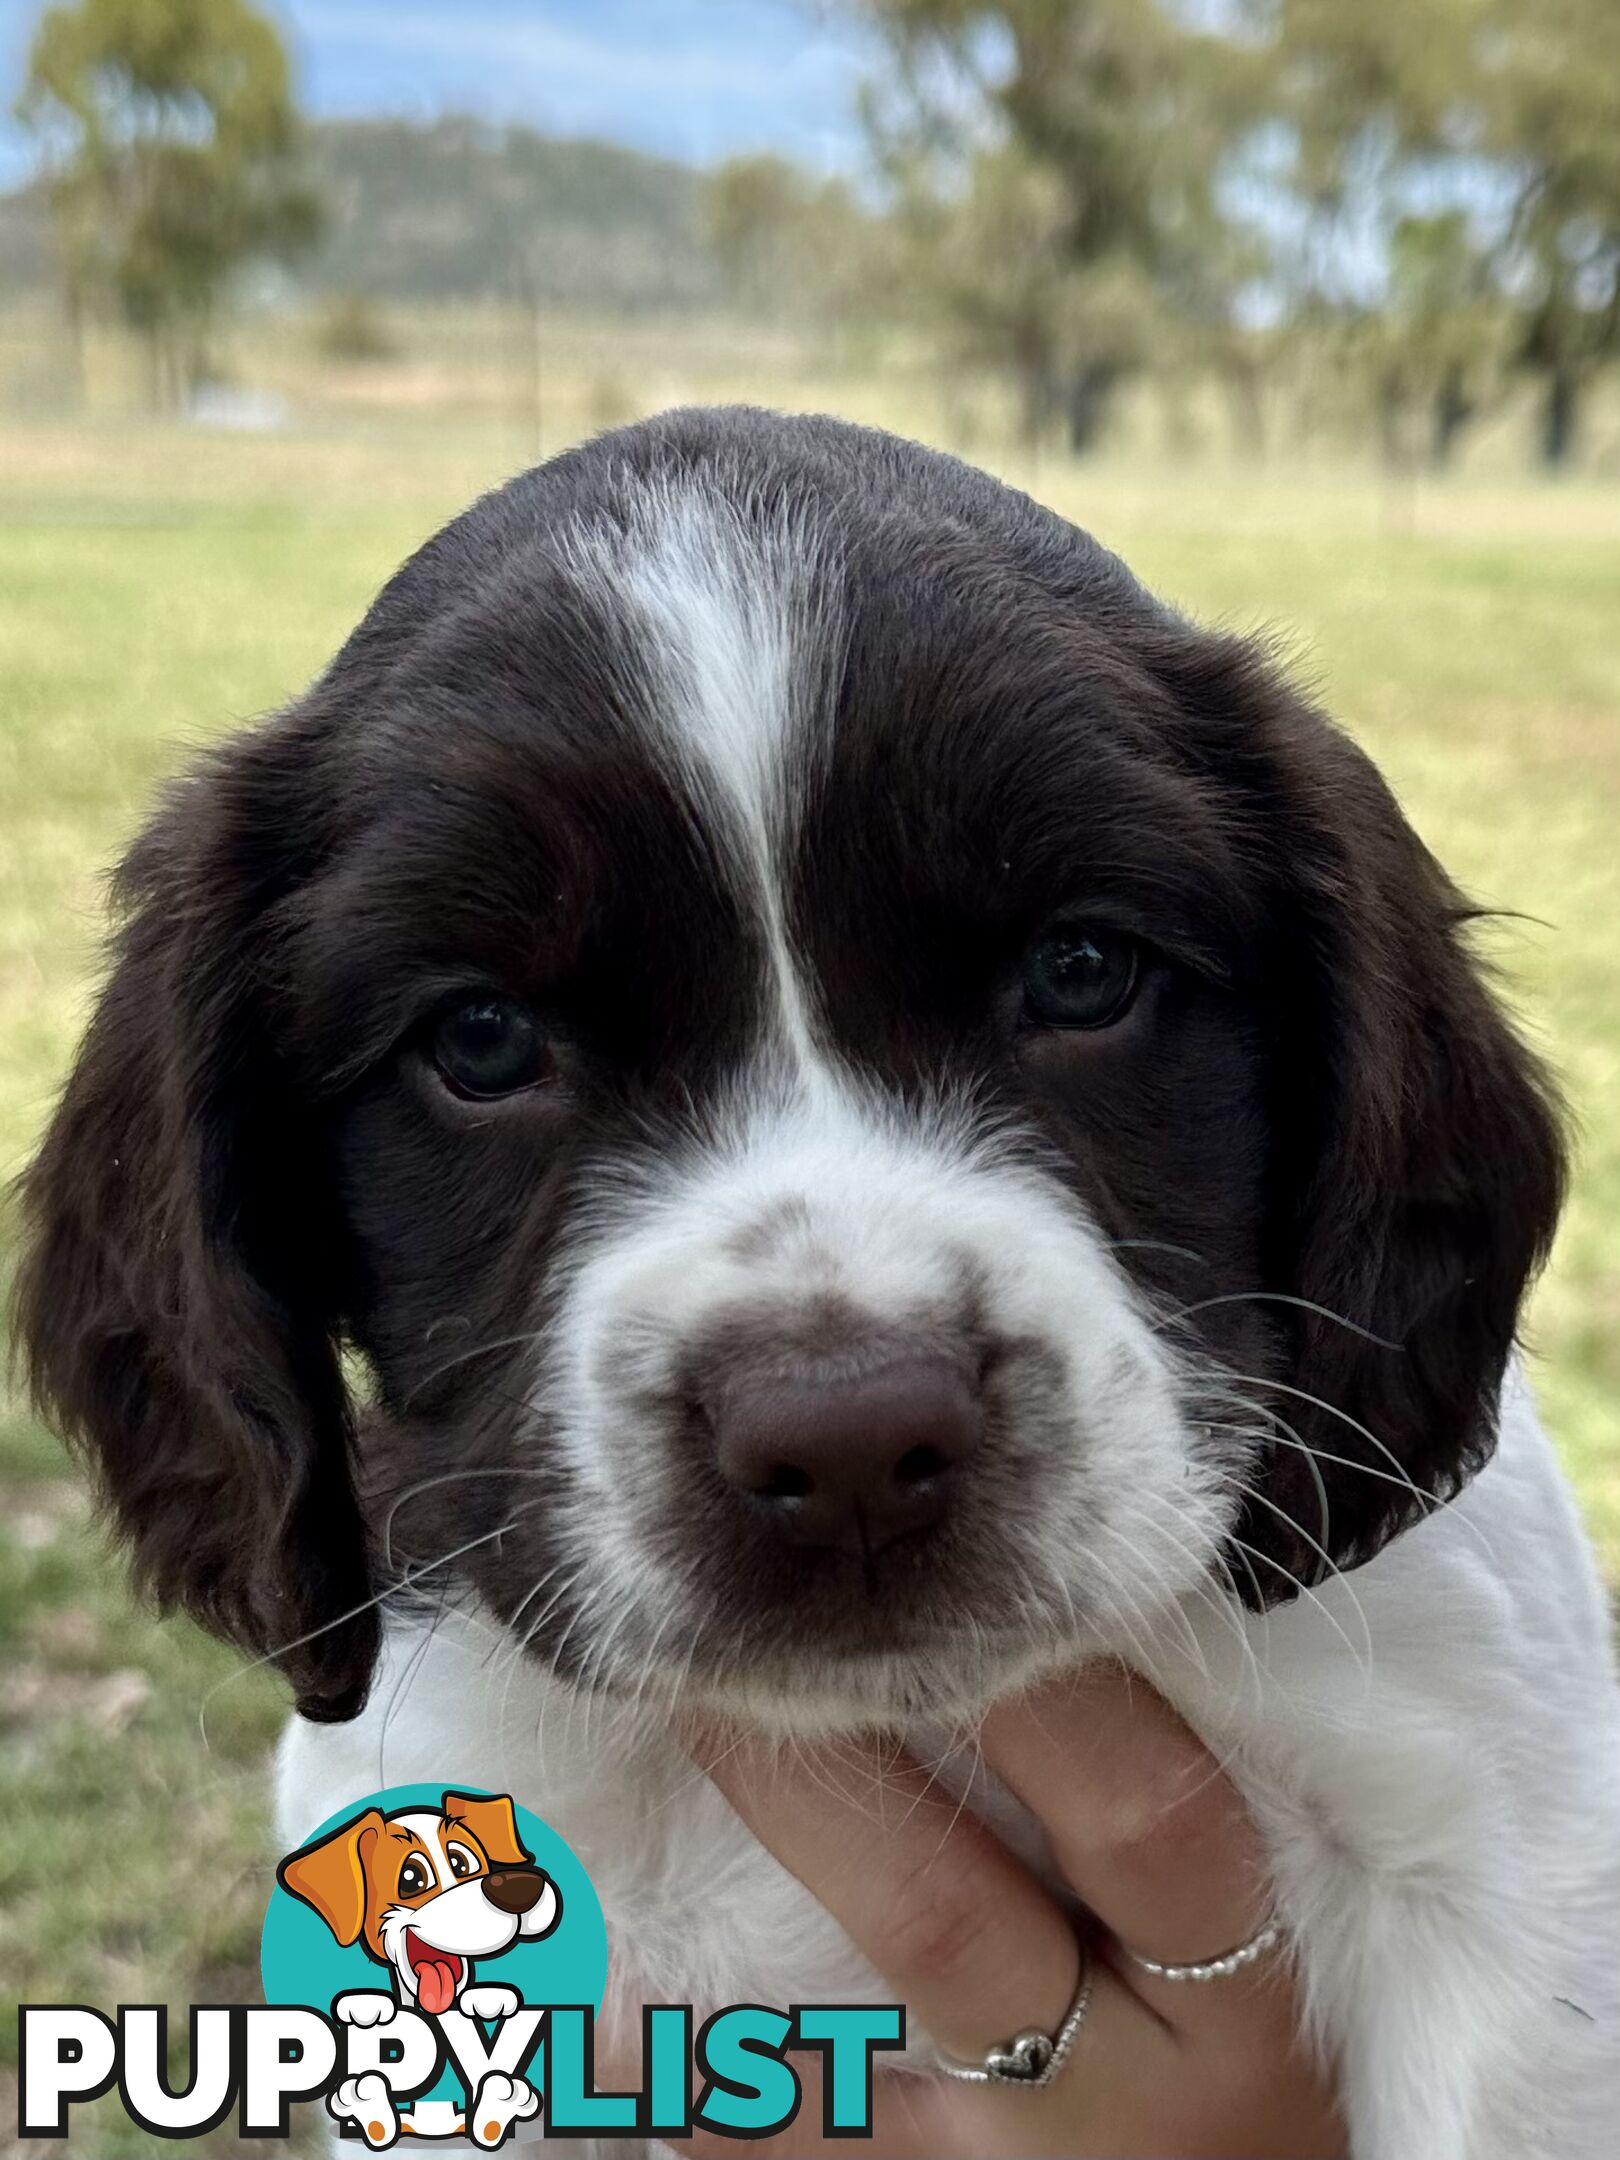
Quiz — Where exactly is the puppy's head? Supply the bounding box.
[14,410,1564,1728]
[278,1791,558,2007]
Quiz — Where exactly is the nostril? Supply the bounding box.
[893,1441,951,1489]
[756,1461,814,1502]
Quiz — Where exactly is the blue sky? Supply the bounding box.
[0,0,880,189]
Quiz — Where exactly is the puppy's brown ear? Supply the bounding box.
[279,1807,385,1946]
[443,1792,532,1869]
[1150,631,1566,1596]
[11,713,377,1719]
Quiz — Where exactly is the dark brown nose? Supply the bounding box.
[713,1357,983,1555]
[482,1867,547,1915]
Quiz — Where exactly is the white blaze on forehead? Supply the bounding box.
[568,480,841,1072]
[532,484,1229,1722]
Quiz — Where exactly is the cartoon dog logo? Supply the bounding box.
[278,1790,561,2146]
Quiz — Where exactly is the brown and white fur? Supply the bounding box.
[15,410,1620,2158]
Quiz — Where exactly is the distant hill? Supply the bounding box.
[304,117,718,306]
[0,115,721,310]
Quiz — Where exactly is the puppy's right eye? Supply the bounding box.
[398,1856,431,1898]
[431,997,549,1099]
[1021,921,1141,1030]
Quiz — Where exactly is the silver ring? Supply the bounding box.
[932,1963,1092,2090]
[1126,1917,1281,1983]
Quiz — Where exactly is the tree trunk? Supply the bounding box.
[1221,355,1267,461]
[184,331,207,401]
[1015,362,1046,467]
[1064,361,1118,454]
[144,329,166,412]
[1430,364,1474,469]
[1014,350,1063,469]
[1375,368,1409,470]
[59,280,87,409]
[1540,364,1580,469]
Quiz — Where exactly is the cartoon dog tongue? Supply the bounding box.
[415,1952,460,2015]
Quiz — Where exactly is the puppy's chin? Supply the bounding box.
[467,1475,1231,1739]
[668,1631,1085,1738]
[501,1575,1118,1738]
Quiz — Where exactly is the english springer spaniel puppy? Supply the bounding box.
[16,408,1620,2158]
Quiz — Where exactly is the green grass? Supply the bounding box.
[1,412,1617,2154]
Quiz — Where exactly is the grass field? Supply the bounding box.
[2,403,1617,2155]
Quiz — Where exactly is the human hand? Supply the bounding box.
[676,1664,1345,2158]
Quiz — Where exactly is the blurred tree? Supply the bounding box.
[1476,0,1620,468]
[708,154,814,315]
[849,0,1266,453]
[314,291,396,364]
[1264,0,1486,462]
[885,137,1157,454]
[851,0,1618,469]
[1374,212,1507,468]
[705,151,880,332]
[16,0,319,407]
[1269,0,1620,467]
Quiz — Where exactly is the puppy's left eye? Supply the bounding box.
[1022,922,1141,1029]
[431,997,549,1098]
[446,1843,478,1879]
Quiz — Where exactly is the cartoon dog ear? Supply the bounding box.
[277,1806,386,1947]
[443,1791,532,1869]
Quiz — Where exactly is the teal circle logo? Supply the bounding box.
[261,1783,607,2136]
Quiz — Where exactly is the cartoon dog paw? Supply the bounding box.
[329,2071,399,2148]
[334,1991,399,2029]
[460,1983,522,2022]
[467,2070,540,2148]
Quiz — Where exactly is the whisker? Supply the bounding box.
[1223,1394,1334,1555]
[491,1559,590,1736]
[1206,1410,1460,1518]
[195,1510,542,1752]
[375,1585,456,1787]
[381,1465,551,1571]
[1206,1371,1501,1568]
[1160,1292,1403,1349]
[397,1330,550,1410]
[1083,1529,1171,1679]
[1093,1510,1214,1685]
[1120,1495,1262,1691]
[1218,1481,1374,1680]
[1099,1238,1212,1269]
[1221,1373,1436,1492]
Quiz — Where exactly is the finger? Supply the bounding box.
[973,1671,1342,2157]
[979,1665,1287,2035]
[687,1725,1098,2071]
[653,1721,1340,2158]
[659,1992,1210,2160]
[618,1977,1337,2160]
[982,1664,1267,1956]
